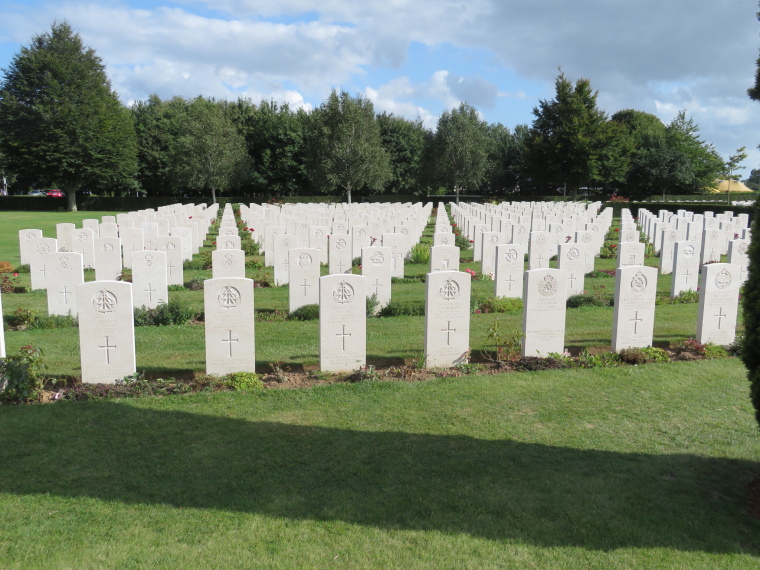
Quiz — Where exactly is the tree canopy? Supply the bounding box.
[306,90,390,203]
[432,102,490,202]
[0,21,136,210]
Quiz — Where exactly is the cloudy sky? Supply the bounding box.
[1,0,760,176]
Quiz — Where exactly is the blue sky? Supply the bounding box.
[2,0,760,176]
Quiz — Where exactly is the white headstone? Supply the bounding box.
[44,252,84,317]
[204,277,256,375]
[611,266,658,352]
[120,228,144,269]
[424,271,472,367]
[212,248,245,279]
[132,250,168,309]
[522,268,568,356]
[156,236,184,286]
[328,234,353,274]
[361,246,392,310]
[18,229,43,265]
[289,248,320,312]
[671,241,700,297]
[93,237,122,281]
[696,263,741,346]
[71,228,96,269]
[430,245,460,273]
[616,242,645,268]
[319,274,367,372]
[557,243,586,297]
[273,234,295,286]
[28,237,58,290]
[77,281,136,384]
[494,243,525,298]
[528,231,551,270]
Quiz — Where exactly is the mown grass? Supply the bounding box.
[0,211,758,567]
[0,359,758,568]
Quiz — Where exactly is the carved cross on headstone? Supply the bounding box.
[630,311,643,335]
[336,325,352,351]
[441,320,456,346]
[222,329,239,357]
[98,336,116,364]
[60,286,72,305]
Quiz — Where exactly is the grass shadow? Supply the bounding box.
[0,400,757,554]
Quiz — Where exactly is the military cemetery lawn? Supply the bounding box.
[0,210,759,567]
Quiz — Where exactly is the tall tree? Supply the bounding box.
[432,102,490,203]
[232,99,308,197]
[306,90,390,203]
[170,97,249,204]
[721,146,748,203]
[664,111,724,195]
[0,21,136,210]
[377,112,427,196]
[525,72,630,198]
[131,95,189,196]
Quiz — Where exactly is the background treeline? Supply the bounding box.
[0,22,743,207]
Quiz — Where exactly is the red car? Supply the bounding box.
[46,189,64,197]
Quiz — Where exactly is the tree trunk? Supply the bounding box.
[346,185,352,204]
[211,186,217,204]
[63,183,78,212]
[455,186,460,204]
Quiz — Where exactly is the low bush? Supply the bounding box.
[0,345,46,403]
[586,269,615,278]
[0,261,15,273]
[134,299,198,326]
[476,296,523,314]
[224,372,264,391]
[618,346,670,365]
[377,300,425,317]
[288,304,320,321]
[408,243,431,264]
[187,277,205,291]
[566,294,608,308]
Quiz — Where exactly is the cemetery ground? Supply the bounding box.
[0,210,759,567]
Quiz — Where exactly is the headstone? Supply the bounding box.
[309,226,329,264]
[616,242,645,268]
[522,268,569,356]
[658,228,681,275]
[217,235,242,250]
[671,241,700,297]
[728,239,750,285]
[527,231,551,269]
[382,233,405,278]
[351,225,371,259]
[170,226,193,262]
[55,223,75,252]
[288,247,320,312]
[430,245,460,273]
[120,228,144,269]
[94,237,122,281]
[273,234,295,286]
[700,227,723,265]
[611,266,658,352]
[480,232,506,277]
[132,250,168,309]
[424,271,472,367]
[99,222,119,239]
[696,263,741,345]
[212,248,245,279]
[204,277,256,375]
[319,274,367,372]
[557,243,586,297]
[28,237,58,290]
[433,232,456,247]
[157,236,184,286]
[18,229,43,265]
[494,243,525,298]
[77,281,136,384]
[71,228,96,268]
[361,246,392,310]
[328,234,353,274]
[45,252,84,317]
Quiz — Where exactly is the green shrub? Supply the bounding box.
[288,304,320,321]
[224,372,264,391]
[0,345,46,403]
[245,258,264,269]
[366,293,379,317]
[242,240,260,256]
[28,314,77,329]
[134,299,198,326]
[378,300,425,317]
[408,243,431,264]
[476,296,523,314]
[184,253,212,270]
[6,307,40,328]
[566,294,607,308]
[391,276,425,284]
[187,277,205,291]
[618,346,669,365]
[168,284,185,292]
[14,264,30,273]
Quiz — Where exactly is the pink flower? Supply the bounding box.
[13,273,18,277]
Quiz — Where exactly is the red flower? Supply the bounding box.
[13,273,18,276]
[611,244,617,248]
[614,229,620,232]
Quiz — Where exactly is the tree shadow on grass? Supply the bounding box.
[0,401,758,554]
